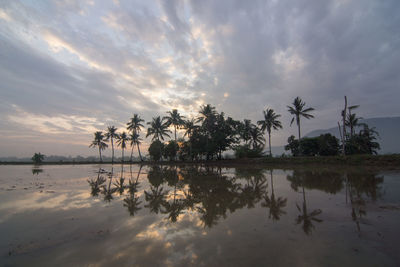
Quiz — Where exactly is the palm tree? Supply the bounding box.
[116,131,129,162]
[257,108,283,156]
[183,118,198,159]
[287,97,315,140]
[164,109,185,142]
[197,104,217,125]
[249,125,265,149]
[129,132,142,162]
[89,131,108,162]
[127,114,145,161]
[346,113,363,138]
[105,126,119,164]
[240,119,253,145]
[146,116,171,141]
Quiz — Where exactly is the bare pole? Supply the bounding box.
[342,96,347,156]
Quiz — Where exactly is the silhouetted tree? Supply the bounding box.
[257,108,283,156]
[89,131,108,162]
[287,97,315,140]
[105,126,119,164]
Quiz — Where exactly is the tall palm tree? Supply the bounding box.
[116,131,129,162]
[105,126,119,164]
[295,186,322,235]
[164,109,185,142]
[287,97,315,140]
[127,114,145,134]
[127,114,145,161]
[89,131,108,162]
[146,116,171,141]
[129,132,142,162]
[257,108,283,156]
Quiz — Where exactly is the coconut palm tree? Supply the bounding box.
[164,109,185,142]
[183,118,198,159]
[240,119,253,145]
[127,114,145,161]
[116,131,129,162]
[129,132,142,162]
[249,125,265,149]
[89,131,108,162]
[287,97,315,140]
[105,126,119,164]
[257,108,283,156]
[31,152,45,164]
[346,113,363,138]
[146,116,171,141]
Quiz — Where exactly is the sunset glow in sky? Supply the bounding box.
[0,0,399,157]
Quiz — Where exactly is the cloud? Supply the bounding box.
[0,0,400,157]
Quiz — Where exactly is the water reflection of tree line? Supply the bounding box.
[87,166,384,234]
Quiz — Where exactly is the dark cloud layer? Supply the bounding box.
[0,0,399,157]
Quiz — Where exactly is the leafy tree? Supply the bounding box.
[148,140,164,161]
[257,108,283,156]
[317,134,340,156]
[116,132,129,162]
[234,144,264,158]
[284,135,300,156]
[146,116,171,141]
[299,137,319,156]
[105,126,119,164]
[89,131,108,162]
[31,152,45,164]
[163,140,179,161]
[287,97,315,140]
[164,109,185,142]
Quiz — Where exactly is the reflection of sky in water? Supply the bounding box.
[0,164,399,266]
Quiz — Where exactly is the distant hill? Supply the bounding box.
[305,117,400,154]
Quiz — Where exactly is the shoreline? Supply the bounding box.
[1,154,399,168]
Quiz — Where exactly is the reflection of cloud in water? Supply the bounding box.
[0,190,93,223]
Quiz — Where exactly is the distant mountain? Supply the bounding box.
[305,117,400,154]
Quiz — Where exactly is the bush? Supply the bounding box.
[234,144,264,158]
[285,134,339,156]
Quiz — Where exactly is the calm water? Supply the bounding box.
[0,164,400,266]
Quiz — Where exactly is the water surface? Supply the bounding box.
[0,164,399,266]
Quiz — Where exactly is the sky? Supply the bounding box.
[0,0,399,158]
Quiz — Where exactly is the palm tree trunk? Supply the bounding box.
[297,117,301,140]
[99,147,102,163]
[174,126,177,142]
[137,144,143,161]
[111,138,114,164]
[130,144,134,163]
[122,148,124,163]
[268,130,272,157]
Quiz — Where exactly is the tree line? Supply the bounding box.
[89,96,380,162]
[88,165,383,233]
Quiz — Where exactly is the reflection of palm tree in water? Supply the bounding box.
[123,165,142,216]
[262,170,287,221]
[114,165,126,195]
[295,185,322,235]
[102,167,116,202]
[162,166,184,222]
[88,168,107,197]
[145,185,168,214]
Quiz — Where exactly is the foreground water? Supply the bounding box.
[0,164,399,266]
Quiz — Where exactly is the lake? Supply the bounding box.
[0,164,399,266]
